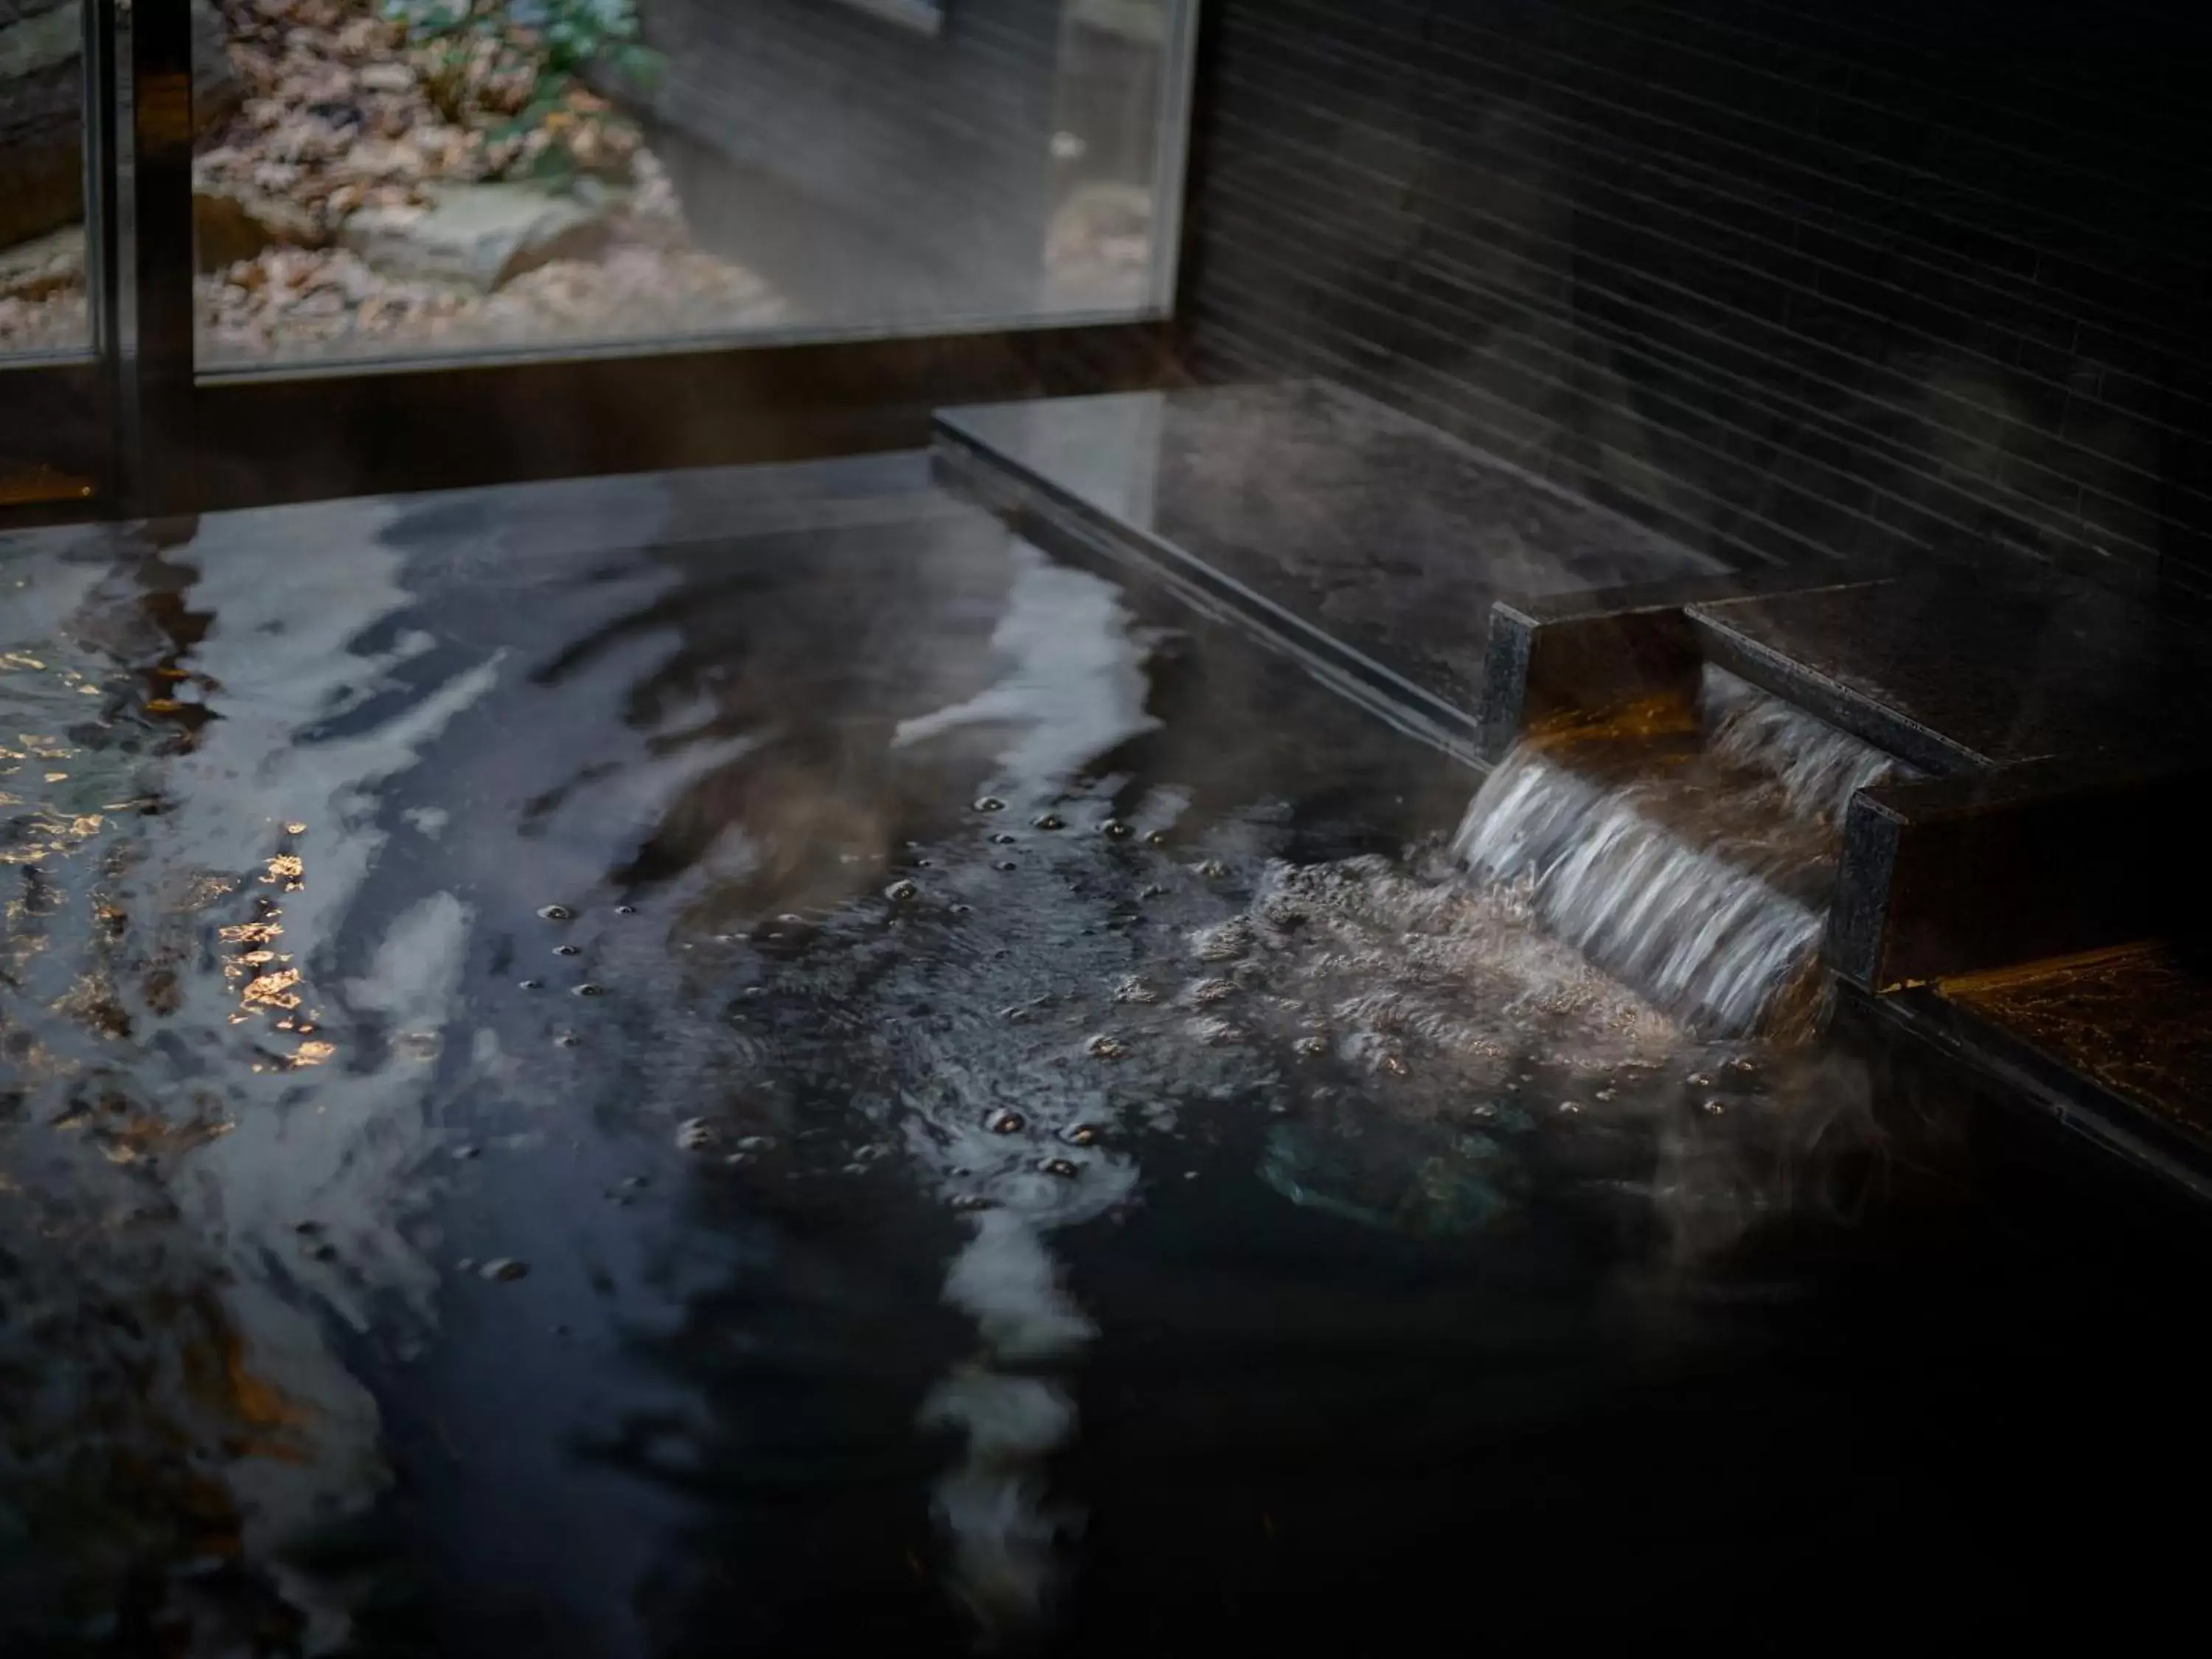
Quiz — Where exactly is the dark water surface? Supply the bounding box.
[1,461,2201,1655]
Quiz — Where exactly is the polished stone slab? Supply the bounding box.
[1689,571,2212,773]
[1860,947,2212,1204]
[936,382,1722,750]
[1939,947,2212,1154]
[1828,754,2210,990]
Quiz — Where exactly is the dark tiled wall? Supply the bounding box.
[644,0,1060,314]
[1180,0,2212,596]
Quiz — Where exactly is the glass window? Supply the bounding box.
[1,0,91,358]
[189,0,1194,372]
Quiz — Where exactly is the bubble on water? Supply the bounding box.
[479,1258,529,1282]
[1558,1100,1583,1116]
[538,904,575,922]
[885,880,919,903]
[1293,1035,1329,1059]
[1111,975,1158,1004]
[572,983,605,997]
[616,904,638,916]
[1141,883,1166,899]
[949,903,973,917]
[1086,1033,1126,1059]
[518,978,544,990]
[1002,1005,1031,1023]
[554,1032,582,1048]
[1062,1124,1101,1147]
[619,1175,647,1190]
[1688,1073,1714,1088]
[990,832,1018,845]
[1701,1098,1728,1116]
[974,796,1006,813]
[951,1194,994,1212]
[1032,813,1064,831]
[455,1258,476,1273]
[453,1145,481,1161]
[1196,860,1228,879]
[735,1135,775,1152]
[994,860,1019,873]
[1594,1088,1616,1102]
[724,1152,753,1167]
[777,913,806,926]
[990,1112,1026,1135]
[1102,820,1132,838]
[1041,1158,1080,1180]
[677,1119,715,1151]
[553,944,581,957]
[1471,1103,1498,1120]
[1146,831,1169,846]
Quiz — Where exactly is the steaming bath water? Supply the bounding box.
[0,476,2197,1655]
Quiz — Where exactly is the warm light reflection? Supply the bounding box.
[0,810,103,866]
[241,969,304,1012]
[220,846,328,1066]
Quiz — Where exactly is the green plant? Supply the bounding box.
[380,0,664,181]
[529,0,661,88]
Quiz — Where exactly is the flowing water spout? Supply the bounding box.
[1454,667,1905,1038]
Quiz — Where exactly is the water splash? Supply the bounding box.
[1700,664,1902,827]
[1454,668,1905,1038]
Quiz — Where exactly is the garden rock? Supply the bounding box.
[340,181,612,292]
[194,181,327,269]
[190,0,246,133]
[0,220,78,301]
[1,0,83,249]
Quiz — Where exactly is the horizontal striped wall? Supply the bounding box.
[1179,0,2212,596]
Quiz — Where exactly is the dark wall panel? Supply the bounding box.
[1181,0,2212,595]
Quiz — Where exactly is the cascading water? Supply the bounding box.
[1454,665,1907,1039]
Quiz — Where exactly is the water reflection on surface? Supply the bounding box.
[1,473,2201,1654]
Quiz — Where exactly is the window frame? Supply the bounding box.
[115,0,1194,519]
[0,0,125,527]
